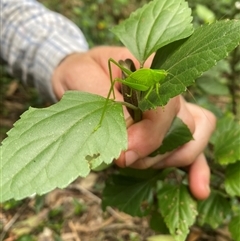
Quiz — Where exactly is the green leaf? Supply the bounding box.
[102,170,161,217]
[0,91,127,202]
[111,0,193,65]
[151,38,188,71]
[141,20,240,110]
[197,191,231,229]
[149,211,169,234]
[118,168,161,179]
[225,162,240,197]
[150,117,193,157]
[157,184,198,241]
[211,115,240,165]
[229,215,240,241]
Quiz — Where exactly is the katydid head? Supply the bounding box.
[151,69,168,84]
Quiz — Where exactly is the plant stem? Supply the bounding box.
[120,59,143,122]
[228,46,240,119]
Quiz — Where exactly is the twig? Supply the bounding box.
[0,201,29,241]
[68,221,81,241]
[100,222,140,232]
[69,217,115,233]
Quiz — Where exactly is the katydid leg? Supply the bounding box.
[94,78,119,131]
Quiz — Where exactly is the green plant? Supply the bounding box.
[1,0,240,240]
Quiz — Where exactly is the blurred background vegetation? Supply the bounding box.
[1,0,239,240]
[40,0,240,46]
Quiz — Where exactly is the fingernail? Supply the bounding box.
[125,150,139,166]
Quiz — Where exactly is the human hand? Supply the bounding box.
[116,97,216,201]
[52,46,216,200]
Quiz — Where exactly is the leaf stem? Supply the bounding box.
[228,47,240,119]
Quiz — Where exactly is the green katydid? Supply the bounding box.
[94,58,168,130]
[108,58,168,100]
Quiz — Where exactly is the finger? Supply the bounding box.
[114,96,182,168]
[124,97,196,169]
[152,103,216,168]
[188,153,210,200]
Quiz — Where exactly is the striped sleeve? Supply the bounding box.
[0,0,89,101]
